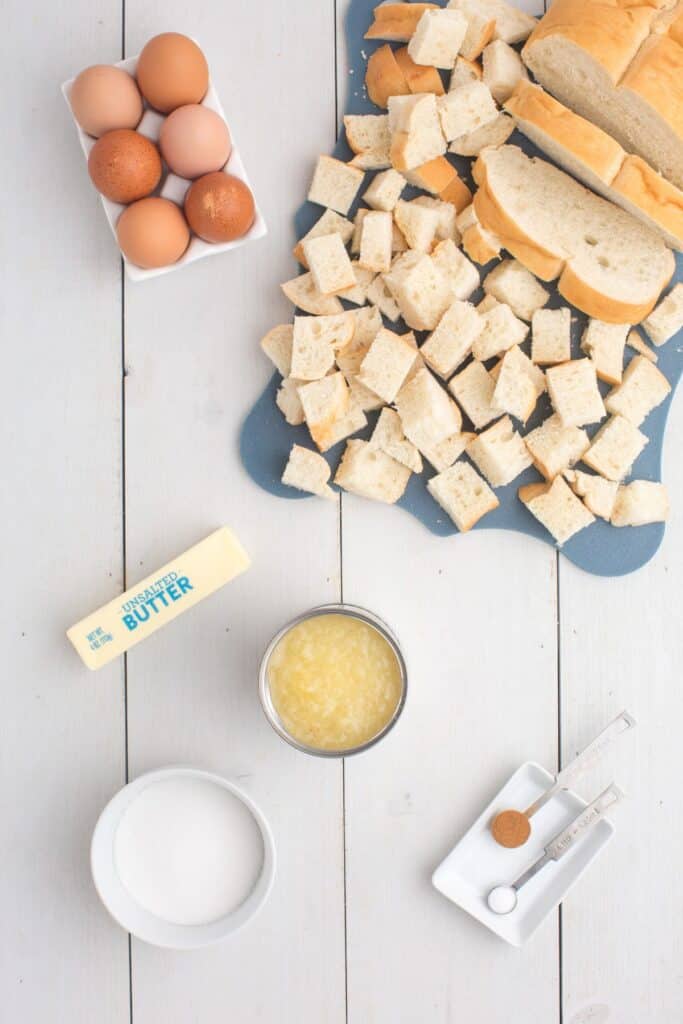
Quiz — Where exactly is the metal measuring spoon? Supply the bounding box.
[487,782,623,915]
[490,711,635,849]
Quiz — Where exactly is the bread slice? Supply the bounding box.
[448,360,501,430]
[438,82,498,142]
[369,407,423,473]
[308,156,365,216]
[564,468,618,520]
[365,44,411,109]
[611,480,670,527]
[394,45,445,96]
[457,203,501,264]
[448,0,537,46]
[472,145,675,322]
[531,308,571,366]
[358,211,393,273]
[365,3,440,43]
[421,300,481,379]
[449,56,483,91]
[358,327,419,403]
[421,431,474,473]
[522,0,683,190]
[504,80,683,252]
[472,302,528,361]
[298,372,350,452]
[492,345,545,423]
[626,329,658,364]
[384,252,452,330]
[363,169,406,212]
[579,320,628,386]
[467,415,532,487]
[303,233,356,296]
[519,476,595,545]
[604,354,671,427]
[294,209,355,268]
[291,313,354,381]
[483,40,528,104]
[282,445,336,500]
[276,377,306,426]
[281,272,344,316]
[483,259,549,322]
[396,367,463,449]
[642,284,683,347]
[408,9,468,69]
[582,414,649,482]
[546,358,606,428]
[394,199,441,252]
[449,112,516,157]
[261,324,293,377]
[431,238,480,302]
[427,460,500,531]
[335,440,412,504]
[390,94,447,171]
[524,414,590,480]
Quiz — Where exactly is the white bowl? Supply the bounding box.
[91,766,276,949]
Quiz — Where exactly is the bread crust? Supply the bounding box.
[365,45,411,109]
[365,3,439,42]
[394,46,445,96]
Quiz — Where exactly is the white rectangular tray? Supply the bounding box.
[432,762,615,946]
[62,52,267,282]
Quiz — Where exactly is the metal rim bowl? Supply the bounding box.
[258,604,408,759]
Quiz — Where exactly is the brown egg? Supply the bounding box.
[88,129,162,204]
[117,198,190,268]
[70,65,143,138]
[159,105,232,179]
[184,172,256,243]
[136,33,209,114]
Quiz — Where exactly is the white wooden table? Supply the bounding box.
[2,0,682,1021]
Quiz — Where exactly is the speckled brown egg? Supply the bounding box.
[116,197,190,268]
[88,129,162,204]
[136,33,209,114]
[184,172,255,243]
[70,65,143,138]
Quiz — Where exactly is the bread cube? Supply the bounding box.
[413,196,460,242]
[563,469,618,520]
[341,263,377,307]
[457,203,501,264]
[344,114,391,163]
[358,327,419,403]
[518,476,595,545]
[532,308,571,366]
[303,233,356,296]
[611,481,670,527]
[394,45,446,96]
[389,93,447,172]
[421,431,475,473]
[366,275,402,321]
[524,414,590,480]
[365,44,411,109]
[472,302,529,361]
[369,407,423,473]
[431,238,480,302]
[321,399,368,451]
[293,209,354,267]
[358,211,393,273]
[403,156,460,197]
[626,329,658,364]
[260,324,293,377]
[447,0,537,46]
[482,39,528,103]
[335,440,411,504]
[365,3,439,43]
[427,460,500,531]
[394,199,441,252]
[448,112,515,157]
[346,304,383,347]
[438,82,498,142]
[448,360,501,430]
[281,272,344,316]
[467,416,532,486]
[291,313,353,381]
[408,9,468,69]
[460,10,496,61]
[298,372,350,452]
[396,367,463,450]
[546,358,606,428]
[580,320,628,385]
[477,295,500,314]
[276,377,306,426]
[449,56,483,90]
[421,300,481,379]
[308,155,365,215]
[582,414,648,481]
[604,355,671,426]
[384,252,452,330]
[483,259,549,322]
[492,345,545,423]
[642,284,683,346]
[363,169,406,212]
[282,445,336,500]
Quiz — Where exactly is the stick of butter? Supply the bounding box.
[67,527,250,670]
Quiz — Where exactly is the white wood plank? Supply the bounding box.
[559,391,683,1024]
[123,2,345,1021]
[0,2,130,1021]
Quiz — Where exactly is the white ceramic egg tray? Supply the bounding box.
[432,762,615,946]
[62,52,267,282]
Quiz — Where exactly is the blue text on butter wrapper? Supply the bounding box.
[120,574,194,631]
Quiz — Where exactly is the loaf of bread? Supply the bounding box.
[505,80,683,251]
[522,0,683,189]
[472,145,675,322]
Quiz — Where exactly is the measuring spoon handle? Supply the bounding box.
[524,711,635,818]
[545,783,624,862]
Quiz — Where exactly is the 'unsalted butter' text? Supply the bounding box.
[120,573,194,631]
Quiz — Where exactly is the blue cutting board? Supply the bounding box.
[241,0,682,577]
